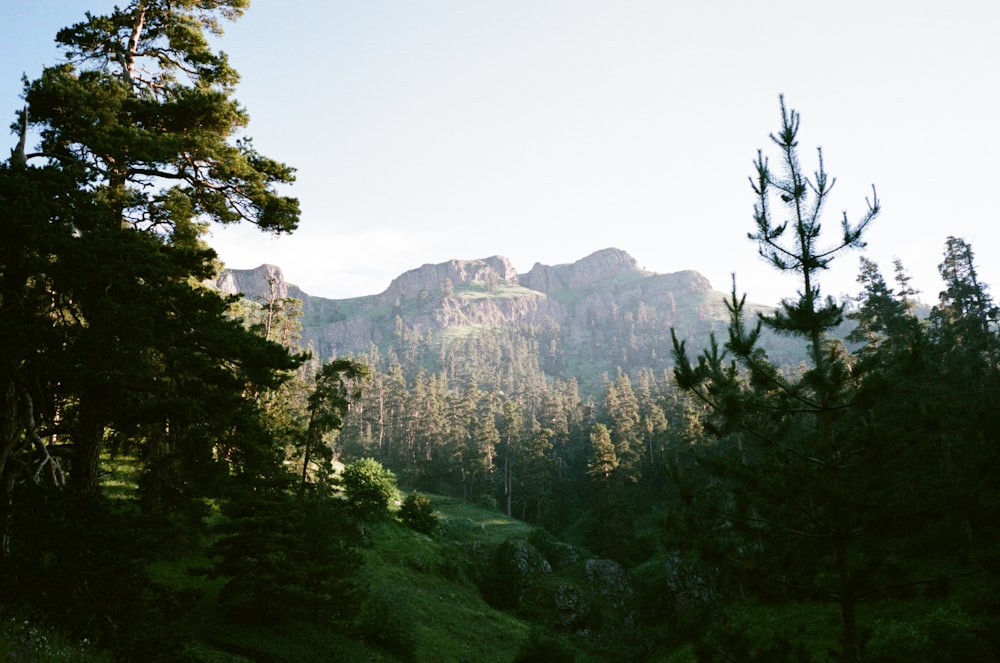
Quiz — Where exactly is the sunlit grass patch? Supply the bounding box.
[99,453,140,501]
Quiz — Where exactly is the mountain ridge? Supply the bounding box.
[214,248,795,391]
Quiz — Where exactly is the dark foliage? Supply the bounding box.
[0,489,195,660]
[205,484,362,626]
[398,491,438,535]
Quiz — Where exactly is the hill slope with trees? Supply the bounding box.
[2,1,998,660]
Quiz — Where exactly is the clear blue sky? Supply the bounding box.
[3,1,999,306]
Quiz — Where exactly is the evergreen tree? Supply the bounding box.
[847,256,921,363]
[0,3,309,651]
[931,236,998,372]
[516,427,555,523]
[301,359,370,486]
[206,486,362,627]
[499,398,526,517]
[586,423,618,485]
[604,371,642,482]
[923,239,1000,584]
[464,388,500,503]
[1,0,301,500]
[671,96,882,660]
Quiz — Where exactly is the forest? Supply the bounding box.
[1,1,998,661]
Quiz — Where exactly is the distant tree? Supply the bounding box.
[301,359,370,486]
[516,427,555,522]
[603,372,642,481]
[249,275,304,348]
[499,398,525,517]
[586,424,618,485]
[930,236,998,371]
[441,383,478,498]
[468,392,501,497]
[847,256,921,362]
[342,457,398,521]
[585,423,631,560]
[635,368,670,468]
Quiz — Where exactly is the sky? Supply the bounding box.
[2,1,999,307]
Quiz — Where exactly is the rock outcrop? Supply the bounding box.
[376,256,519,306]
[213,263,314,306]
[211,248,781,388]
[214,264,289,300]
[521,247,640,294]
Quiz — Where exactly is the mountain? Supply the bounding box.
[215,248,798,391]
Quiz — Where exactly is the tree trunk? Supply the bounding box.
[73,395,104,496]
[836,537,860,662]
[0,380,20,497]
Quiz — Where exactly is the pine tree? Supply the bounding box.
[0,3,309,650]
[3,0,302,498]
[931,236,998,373]
[671,96,881,660]
[300,359,370,486]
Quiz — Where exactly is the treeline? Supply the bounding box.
[333,345,699,553]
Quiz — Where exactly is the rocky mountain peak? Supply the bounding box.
[376,255,519,305]
[214,264,289,300]
[520,248,641,294]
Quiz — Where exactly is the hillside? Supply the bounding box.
[216,248,803,391]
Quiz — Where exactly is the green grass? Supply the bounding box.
[355,495,538,662]
[455,280,541,301]
[0,617,113,663]
[91,457,540,662]
[100,453,141,501]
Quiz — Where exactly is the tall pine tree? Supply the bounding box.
[671,96,883,660]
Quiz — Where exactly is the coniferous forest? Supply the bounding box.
[1,2,999,661]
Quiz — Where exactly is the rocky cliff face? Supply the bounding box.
[214,249,756,382]
[213,263,313,307]
[215,264,290,300]
[521,247,641,294]
[376,256,520,306]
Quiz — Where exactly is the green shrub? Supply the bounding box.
[477,492,498,511]
[342,458,398,520]
[399,492,438,534]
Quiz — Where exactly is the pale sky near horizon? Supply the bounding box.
[3,1,999,307]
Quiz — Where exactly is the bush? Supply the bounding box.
[398,492,438,534]
[341,458,398,520]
